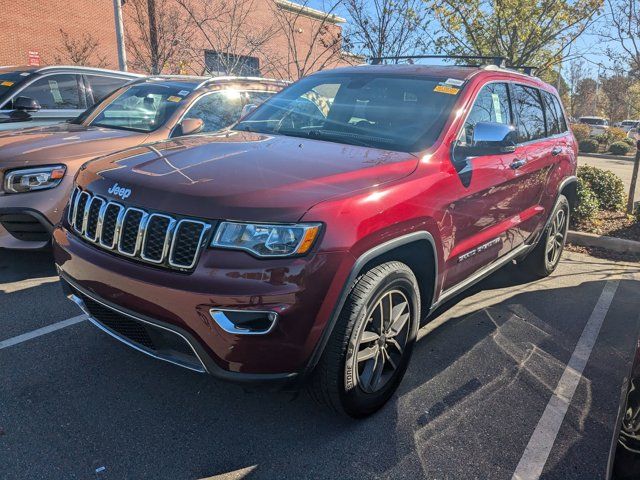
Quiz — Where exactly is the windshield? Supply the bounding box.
[89,84,189,132]
[580,118,606,125]
[234,73,462,152]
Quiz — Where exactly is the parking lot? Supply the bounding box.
[1,249,639,479]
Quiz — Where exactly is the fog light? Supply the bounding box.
[209,309,278,335]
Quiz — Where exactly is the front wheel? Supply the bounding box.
[308,261,420,418]
[519,194,570,277]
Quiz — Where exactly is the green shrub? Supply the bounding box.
[635,204,640,223]
[594,133,609,145]
[623,137,636,147]
[608,127,628,143]
[609,141,632,155]
[579,139,599,153]
[571,123,591,143]
[573,178,600,225]
[577,165,626,211]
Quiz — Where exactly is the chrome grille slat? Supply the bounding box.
[66,188,208,271]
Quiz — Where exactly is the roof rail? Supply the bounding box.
[34,65,143,76]
[195,75,290,89]
[368,55,507,68]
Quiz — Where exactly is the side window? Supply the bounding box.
[86,75,128,104]
[182,92,244,133]
[541,91,561,136]
[512,84,546,142]
[461,83,511,144]
[19,74,81,109]
[552,95,568,132]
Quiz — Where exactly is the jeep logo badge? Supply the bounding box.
[108,183,132,200]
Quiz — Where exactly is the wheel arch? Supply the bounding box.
[302,230,439,378]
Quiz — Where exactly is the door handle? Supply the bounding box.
[551,146,563,156]
[510,158,526,169]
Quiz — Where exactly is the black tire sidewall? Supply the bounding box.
[543,196,570,273]
[340,269,420,417]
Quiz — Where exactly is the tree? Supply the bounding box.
[572,77,602,118]
[341,0,432,60]
[53,29,108,68]
[124,0,192,74]
[175,0,279,76]
[431,0,603,70]
[271,0,346,80]
[567,58,587,117]
[602,0,640,79]
[600,71,634,122]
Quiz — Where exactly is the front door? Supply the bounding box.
[442,82,527,290]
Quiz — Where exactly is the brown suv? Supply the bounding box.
[0,76,286,249]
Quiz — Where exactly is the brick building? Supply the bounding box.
[0,0,351,80]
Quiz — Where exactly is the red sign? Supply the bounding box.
[27,51,40,66]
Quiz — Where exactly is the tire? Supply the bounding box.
[520,194,570,277]
[308,261,420,418]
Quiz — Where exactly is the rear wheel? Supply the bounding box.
[520,194,570,277]
[308,261,420,418]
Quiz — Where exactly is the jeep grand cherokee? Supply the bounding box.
[53,62,577,417]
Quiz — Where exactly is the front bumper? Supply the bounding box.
[53,225,352,382]
[0,175,73,249]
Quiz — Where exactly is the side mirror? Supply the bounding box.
[240,104,257,118]
[467,122,517,156]
[13,96,41,112]
[177,117,203,136]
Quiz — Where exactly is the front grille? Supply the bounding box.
[68,187,210,271]
[69,286,203,370]
[81,293,156,349]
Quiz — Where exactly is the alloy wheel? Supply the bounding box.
[546,207,567,266]
[354,289,411,394]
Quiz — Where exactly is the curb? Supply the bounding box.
[579,152,637,161]
[567,230,640,254]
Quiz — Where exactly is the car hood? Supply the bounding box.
[77,131,420,222]
[0,123,146,169]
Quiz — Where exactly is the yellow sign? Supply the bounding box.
[1,81,14,87]
[434,85,460,95]
[167,95,182,102]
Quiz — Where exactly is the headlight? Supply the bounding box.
[211,221,322,257]
[4,165,66,193]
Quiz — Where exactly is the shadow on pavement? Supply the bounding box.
[0,247,56,283]
[3,272,639,480]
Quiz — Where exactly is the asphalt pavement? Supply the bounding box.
[1,248,639,479]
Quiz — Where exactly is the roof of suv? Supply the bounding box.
[128,75,290,91]
[0,65,141,77]
[315,63,542,84]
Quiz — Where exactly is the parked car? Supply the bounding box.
[579,116,610,136]
[614,120,640,132]
[0,76,286,249]
[53,62,577,417]
[610,338,640,479]
[0,65,140,130]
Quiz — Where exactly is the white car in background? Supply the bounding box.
[579,116,609,136]
[615,120,640,132]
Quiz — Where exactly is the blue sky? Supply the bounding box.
[305,0,622,80]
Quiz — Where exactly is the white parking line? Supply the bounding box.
[512,280,620,480]
[0,314,87,350]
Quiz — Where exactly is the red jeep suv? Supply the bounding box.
[53,61,577,417]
